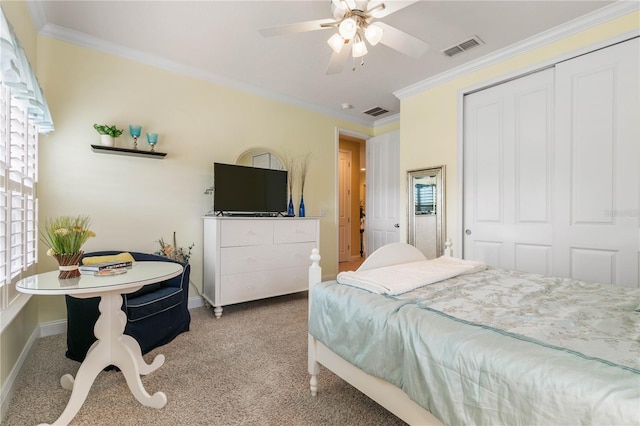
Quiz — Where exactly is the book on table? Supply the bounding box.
[79,260,133,272]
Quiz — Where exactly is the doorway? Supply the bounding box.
[338,133,366,269]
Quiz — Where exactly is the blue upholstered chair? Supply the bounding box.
[65,251,191,362]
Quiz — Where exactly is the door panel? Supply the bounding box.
[464,68,554,272]
[366,131,400,256]
[338,150,351,262]
[554,38,639,287]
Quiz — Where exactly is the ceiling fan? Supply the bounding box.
[258,0,430,74]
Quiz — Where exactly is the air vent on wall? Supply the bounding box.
[363,106,390,117]
[442,35,484,58]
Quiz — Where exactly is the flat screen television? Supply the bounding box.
[213,162,288,216]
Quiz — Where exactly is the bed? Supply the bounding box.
[307,243,640,425]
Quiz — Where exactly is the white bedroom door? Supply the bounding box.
[553,38,639,287]
[366,130,400,256]
[463,68,555,273]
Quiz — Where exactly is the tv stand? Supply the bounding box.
[202,216,319,318]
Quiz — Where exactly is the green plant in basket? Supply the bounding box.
[41,215,96,279]
[93,123,124,137]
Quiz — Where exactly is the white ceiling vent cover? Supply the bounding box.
[363,106,390,117]
[442,35,484,58]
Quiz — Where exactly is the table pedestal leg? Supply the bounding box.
[43,292,166,426]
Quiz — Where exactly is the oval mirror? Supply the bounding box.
[235,148,284,170]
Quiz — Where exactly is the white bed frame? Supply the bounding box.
[308,241,452,426]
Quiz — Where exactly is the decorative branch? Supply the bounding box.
[281,153,296,197]
[298,153,312,195]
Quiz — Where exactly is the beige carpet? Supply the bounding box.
[3,292,406,425]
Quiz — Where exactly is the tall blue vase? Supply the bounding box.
[299,195,306,217]
[287,194,295,216]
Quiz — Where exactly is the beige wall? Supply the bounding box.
[34,35,373,323]
[400,11,640,255]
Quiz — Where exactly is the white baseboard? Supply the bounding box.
[0,325,39,424]
[188,295,205,309]
[39,319,67,337]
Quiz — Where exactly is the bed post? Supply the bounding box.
[308,248,321,396]
[444,238,453,257]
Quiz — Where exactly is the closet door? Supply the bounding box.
[463,68,555,273]
[463,37,639,287]
[553,38,639,287]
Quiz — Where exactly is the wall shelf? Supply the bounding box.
[90,144,167,159]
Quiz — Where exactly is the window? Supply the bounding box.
[0,7,54,317]
[414,183,436,214]
[0,83,39,310]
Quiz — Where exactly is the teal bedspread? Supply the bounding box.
[309,268,640,425]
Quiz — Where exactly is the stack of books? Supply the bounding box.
[79,260,132,276]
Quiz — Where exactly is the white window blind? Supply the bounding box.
[0,6,53,314]
[0,83,38,309]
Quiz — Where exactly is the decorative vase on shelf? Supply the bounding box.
[100,134,115,147]
[54,251,83,279]
[299,194,306,217]
[287,194,295,216]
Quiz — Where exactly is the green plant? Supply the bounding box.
[93,123,124,137]
[40,215,95,255]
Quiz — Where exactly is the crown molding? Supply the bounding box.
[373,113,400,128]
[394,1,640,100]
[32,20,375,128]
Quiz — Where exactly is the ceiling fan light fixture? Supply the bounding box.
[368,2,386,18]
[352,36,368,58]
[339,17,358,40]
[331,0,347,18]
[327,33,345,53]
[344,0,357,9]
[364,24,383,45]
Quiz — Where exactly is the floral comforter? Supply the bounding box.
[309,267,640,425]
[394,267,640,371]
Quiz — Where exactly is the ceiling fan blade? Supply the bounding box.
[258,18,338,37]
[369,1,418,18]
[326,40,352,75]
[375,22,429,58]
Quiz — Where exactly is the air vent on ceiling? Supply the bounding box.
[363,106,390,117]
[442,35,484,58]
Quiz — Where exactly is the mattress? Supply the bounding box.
[308,267,640,425]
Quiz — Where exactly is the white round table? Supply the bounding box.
[16,261,183,426]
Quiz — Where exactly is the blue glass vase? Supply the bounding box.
[287,194,295,216]
[299,194,306,217]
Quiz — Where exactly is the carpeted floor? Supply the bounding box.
[3,292,406,425]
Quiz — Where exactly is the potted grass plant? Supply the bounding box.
[93,123,124,147]
[40,215,96,279]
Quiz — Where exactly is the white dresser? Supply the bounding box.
[202,216,320,318]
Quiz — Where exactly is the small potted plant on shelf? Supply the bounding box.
[93,123,124,147]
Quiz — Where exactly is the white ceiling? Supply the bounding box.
[29,0,617,126]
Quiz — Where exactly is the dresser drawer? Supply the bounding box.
[274,220,317,244]
[220,219,273,247]
[220,242,315,275]
[220,266,308,306]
